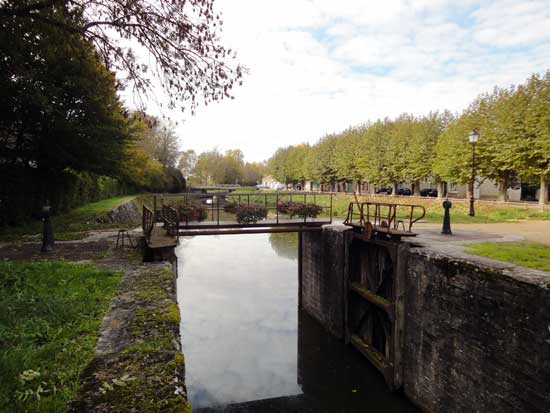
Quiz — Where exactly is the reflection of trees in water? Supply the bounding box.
[269,233,298,260]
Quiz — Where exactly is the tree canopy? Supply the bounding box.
[0,0,244,111]
[190,148,266,185]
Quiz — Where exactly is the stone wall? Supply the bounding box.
[105,198,141,224]
[301,225,351,338]
[404,247,550,412]
[301,227,550,412]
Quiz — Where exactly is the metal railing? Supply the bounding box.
[153,191,333,228]
[161,205,179,239]
[142,205,155,241]
[344,202,425,237]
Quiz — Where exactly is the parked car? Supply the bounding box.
[375,187,392,195]
[397,188,412,196]
[420,188,438,197]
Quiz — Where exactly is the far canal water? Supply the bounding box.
[176,233,418,412]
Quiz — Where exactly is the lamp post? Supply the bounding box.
[468,130,479,217]
[40,204,54,252]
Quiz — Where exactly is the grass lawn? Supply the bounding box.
[324,194,550,224]
[0,260,121,412]
[465,242,550,272]
[0,195,138,242]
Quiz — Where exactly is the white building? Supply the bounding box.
[261,175,285,190]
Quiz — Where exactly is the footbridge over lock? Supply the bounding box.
[143,191,333,242]
[140,195,550,412]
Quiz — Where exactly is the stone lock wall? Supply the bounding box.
[300,225,550,412]
[301,225,351,339]
[404,249,550,412]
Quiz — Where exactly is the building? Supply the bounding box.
[261,175,284,190]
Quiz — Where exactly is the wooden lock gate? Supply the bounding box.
[343,202,421,390]
[346,236,408,390]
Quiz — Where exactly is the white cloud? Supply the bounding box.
[128,0,550,162]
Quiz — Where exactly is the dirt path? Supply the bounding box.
[417,220,550,244]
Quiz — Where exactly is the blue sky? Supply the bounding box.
[130,0,550,162]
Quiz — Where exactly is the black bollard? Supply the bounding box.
[41,205,55,252]
[441,199,452,235]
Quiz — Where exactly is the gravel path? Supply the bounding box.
[417,220,550,244]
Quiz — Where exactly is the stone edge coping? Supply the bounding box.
[70,261,191,413]
[407,240,550,290]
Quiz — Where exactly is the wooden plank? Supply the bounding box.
[178,218,330,230]
[350,282,394,321]
[350,334,394,386]
[177,227,322,236]
[348,223,417,237]
[146,227,177,248]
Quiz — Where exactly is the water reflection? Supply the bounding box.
[176,234,301,409]
[177,233,417,412]
[268,233,298,260]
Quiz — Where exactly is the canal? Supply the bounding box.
[176,233,418,412]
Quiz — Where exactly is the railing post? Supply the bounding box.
[276,193,279,224]
[330,194,333,223]
[303,193,306,223]
[217,195,220,226]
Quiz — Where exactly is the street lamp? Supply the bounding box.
[468,130,479,216]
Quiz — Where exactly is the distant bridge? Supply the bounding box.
[188,185,242,194]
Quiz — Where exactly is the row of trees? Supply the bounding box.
[268,72,550,202]
[187,149,266,186]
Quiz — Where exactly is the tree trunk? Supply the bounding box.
[539,175,548,209]
[437,181,445,199]
[497,175,509,202]
[391,182,397,196]
[413,180,421,196]
[466,182,473,201]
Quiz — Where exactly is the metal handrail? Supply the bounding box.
[154,192,333,228]
[142,205,155,241]
[344,202,425,234]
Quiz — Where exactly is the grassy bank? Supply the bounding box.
[465,242,550,271]
[0,260,121,412]
[0,195,138,242]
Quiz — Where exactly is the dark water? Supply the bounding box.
[176,233,417,413]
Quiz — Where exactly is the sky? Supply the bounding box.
[124,0,550,162]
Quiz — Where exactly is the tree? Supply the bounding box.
[121,115,185,192]
[152,123,180,168]
[309,135,338,188]
[0,8,131,223]
[223,149,244,184]
[178,150,198,180]
[242,162,266,185]
[524,72,550,205]
[0,0,244,111]
[333,128,362,191]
